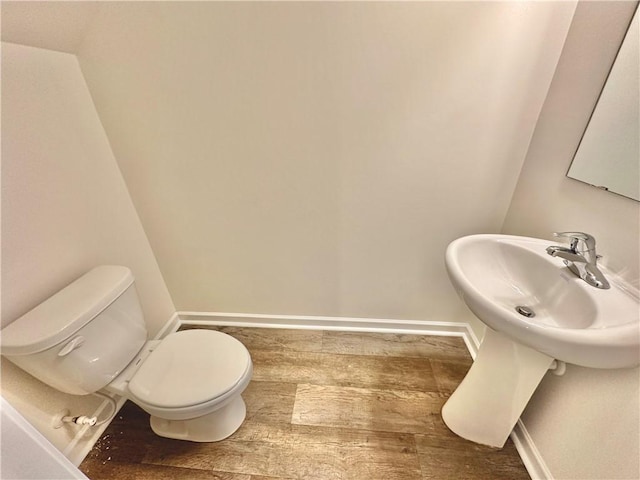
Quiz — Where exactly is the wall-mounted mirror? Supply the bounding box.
[567,8,639,201]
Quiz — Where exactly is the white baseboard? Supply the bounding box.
[154,311,182,339]
[511,420,553,480]
[178,311,479,357]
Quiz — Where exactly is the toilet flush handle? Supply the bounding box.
[58,336,85,356]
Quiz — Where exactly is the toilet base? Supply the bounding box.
[149,395,247,442]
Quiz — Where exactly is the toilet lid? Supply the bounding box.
[128,330,251,409]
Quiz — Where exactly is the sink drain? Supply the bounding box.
[515,305,535,318]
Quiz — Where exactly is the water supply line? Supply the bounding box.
[60,414,97,426]
[53,391,118,429]
[91,391,118,426]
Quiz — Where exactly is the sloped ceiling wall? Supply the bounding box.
[1,41,175,458]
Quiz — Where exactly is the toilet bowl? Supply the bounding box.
[0,266,253,442]
[107,329,253,441]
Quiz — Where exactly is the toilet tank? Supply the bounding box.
[0,266,148,395]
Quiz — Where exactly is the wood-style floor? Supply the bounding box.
[80,327,530,479]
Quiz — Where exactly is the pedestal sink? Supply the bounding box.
[441,234,640,448]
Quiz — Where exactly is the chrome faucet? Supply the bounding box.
[546,232,610,289]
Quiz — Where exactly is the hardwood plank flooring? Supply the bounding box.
[80,327,530,479]
[291,384,441,433]
[251,350,439,391]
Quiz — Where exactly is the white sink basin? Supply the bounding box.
[445,234,640,369]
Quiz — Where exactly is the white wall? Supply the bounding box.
[75,1,576,321]
[3,3,637,478]
[502,2,640,479]
[1,42,175,458]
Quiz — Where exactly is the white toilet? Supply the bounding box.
[0,265,253,442]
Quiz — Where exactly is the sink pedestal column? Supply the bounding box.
[441,328,554,448]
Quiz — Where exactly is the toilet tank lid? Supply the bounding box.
[1,266,134,356]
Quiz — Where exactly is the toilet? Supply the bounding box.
[0,265,253,442]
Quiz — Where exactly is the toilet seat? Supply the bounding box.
[127,330,252,420]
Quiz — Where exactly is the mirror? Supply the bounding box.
[567,8,639,201]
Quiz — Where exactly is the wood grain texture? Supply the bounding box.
[81,461,251,480]
[143,423,422,479]
[291,383,442,434]
[251,349,439,391]
[430,359,472,394]
[80,327,529,479]
[241,381,297,425]
[181,326,324,353]
[321,331,473,362]
[416,417,531,480]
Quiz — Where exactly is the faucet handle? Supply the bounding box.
[553,232,596,252]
